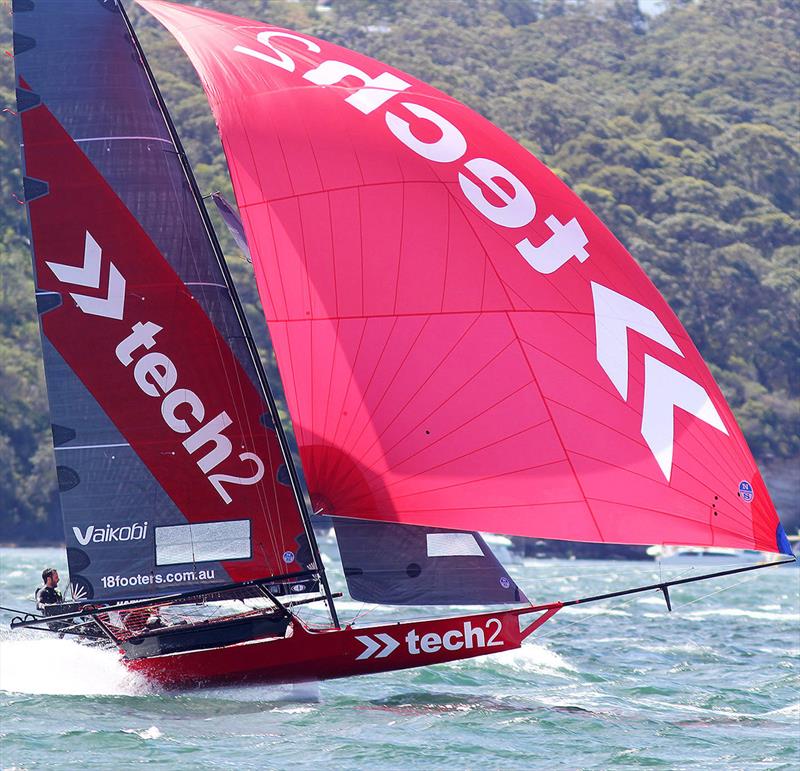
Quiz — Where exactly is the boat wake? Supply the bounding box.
[0,632,322,702]
[462,642,577,678]
[0,634,148,696]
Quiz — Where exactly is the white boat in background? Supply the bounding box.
[479,533,523,565]
[647,544,798,567]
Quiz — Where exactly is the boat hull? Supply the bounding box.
[124,607,553,688]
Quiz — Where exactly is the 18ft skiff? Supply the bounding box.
[7,0,794,688]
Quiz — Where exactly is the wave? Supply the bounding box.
[636,641,718,656]
[565,606,631,617]
[637,595,667,606]
[269,705,317,714]
[763,702,800,719]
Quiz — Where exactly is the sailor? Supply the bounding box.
[35,568,85,638]
[122,606,166,634]
[35,567,64,611]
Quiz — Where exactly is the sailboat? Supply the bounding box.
[7,0,793,689]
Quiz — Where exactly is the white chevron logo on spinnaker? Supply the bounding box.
[355,632,400,660]
[591,281,727,481]
[46,231,126,320]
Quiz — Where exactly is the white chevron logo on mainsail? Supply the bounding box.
[46,231,126,320]
[355,632,400,660]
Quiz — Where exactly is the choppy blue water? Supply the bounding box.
[1,546,798,770]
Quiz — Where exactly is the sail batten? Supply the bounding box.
[140,0,786,555]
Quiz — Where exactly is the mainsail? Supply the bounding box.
[141,0,791,557]
[13,0,318,601]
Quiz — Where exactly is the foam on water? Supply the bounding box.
[333,600,378,612]
[464,642,577,677]
[565,605,630,617]
[636,641,717,656]
[269,705,317,714]
[764,702,800,719]
[122,726,163,740]
[0,635,148,696]
[682,607,795,622]
[637,595,667,606]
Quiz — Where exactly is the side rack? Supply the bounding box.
[9,574,341,659]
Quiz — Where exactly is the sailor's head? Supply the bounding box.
[42,568,59,587]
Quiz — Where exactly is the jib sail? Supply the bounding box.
[333,519,524,605]
[13,0,317,602]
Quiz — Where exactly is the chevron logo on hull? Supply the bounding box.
[355,632,399,660]
[355,617,505,660]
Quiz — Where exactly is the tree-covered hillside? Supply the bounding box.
[0,0,797,541]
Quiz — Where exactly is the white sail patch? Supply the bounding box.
[426,532,483,557]
[155,520,251,565]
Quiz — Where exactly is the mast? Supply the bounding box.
[118,1,339,628]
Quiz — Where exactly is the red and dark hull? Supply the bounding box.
[125,607,558,689]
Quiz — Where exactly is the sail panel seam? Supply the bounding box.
[505,312,605,541]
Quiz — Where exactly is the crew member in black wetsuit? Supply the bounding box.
[35,567,63,611]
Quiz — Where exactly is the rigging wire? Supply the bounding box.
[668,571,770,611]
[530,564,699,640]
[349,602,379,626]
[530,565,770,641]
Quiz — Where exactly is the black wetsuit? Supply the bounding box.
[35,586,63,611]
[33,586,105,642]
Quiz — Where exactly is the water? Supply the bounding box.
[1,547,798,770]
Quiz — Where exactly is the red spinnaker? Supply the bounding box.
[140,0,788,554]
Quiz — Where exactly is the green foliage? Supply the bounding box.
[0,0,797,540]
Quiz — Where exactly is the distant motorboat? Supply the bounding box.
[647,545,783,567]
[479,533,524,565]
